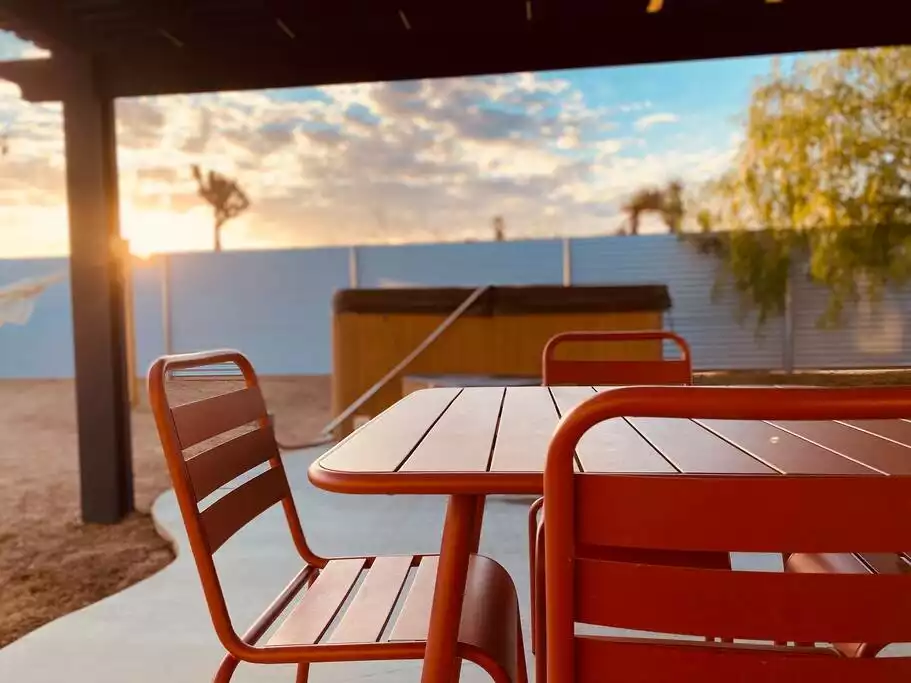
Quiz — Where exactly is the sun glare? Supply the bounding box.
[120,204,213,258]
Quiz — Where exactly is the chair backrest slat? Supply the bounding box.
[576,558,911,644]
[542,330,692,386]
[575,474,911,552]
[549,359,690,385]
[543,386,911,683]
[172,387,267,448]
[576,636,911,683]
[187,424,279,501]
[200,465,291,553]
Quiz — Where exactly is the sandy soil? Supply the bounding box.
[0,375,330,648]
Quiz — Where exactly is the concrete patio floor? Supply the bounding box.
[6,445,899,683]
[0,446,537,683]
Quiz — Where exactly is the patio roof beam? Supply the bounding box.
[0,0,97,52]
[0,58,62,101]
[2,5,908,103]
[62,54,134,524]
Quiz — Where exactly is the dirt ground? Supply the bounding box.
[3,368,911,649]
[0,375,330,648]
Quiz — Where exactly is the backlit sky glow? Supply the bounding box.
[0,31,804,257]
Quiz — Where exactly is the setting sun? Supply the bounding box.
[119,203,217,258]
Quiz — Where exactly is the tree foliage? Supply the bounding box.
[192,165,251,252]
[694,47,911,327]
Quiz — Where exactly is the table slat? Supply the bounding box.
[840,420,911,449]
[627,418,773,474]
[770,421,911,475]
[400,388,504,472]
[319,388,461,473]
[489,386,560,472]
[859,553,911,575]
[697,419,879,475]
[548,385,596,416]
[548,385,591,471]
[550,386,676,473]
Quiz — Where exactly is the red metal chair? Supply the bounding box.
[782,551,902,658]
[541,385,911,682]
[148,350,527,683]
[541,330,693,386]
[531,330,725,655]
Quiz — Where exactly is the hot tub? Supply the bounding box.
[331,284,672,437]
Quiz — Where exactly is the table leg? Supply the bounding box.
[421,494,480,683]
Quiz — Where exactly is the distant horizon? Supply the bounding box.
[1,31,815,258]
[0,228,702,265]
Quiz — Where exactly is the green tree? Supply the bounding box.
[695,47,911,326]
[192,165,251,252]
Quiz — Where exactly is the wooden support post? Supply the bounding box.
[62,55,134,523]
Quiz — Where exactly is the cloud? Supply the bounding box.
[0,31,50,60]
[0,157,64,206]
[116,99,166,148]
[634,113,680,131]
[0,58,738,256]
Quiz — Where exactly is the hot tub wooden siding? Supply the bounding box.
[331,285,672,436]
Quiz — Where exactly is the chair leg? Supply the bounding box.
[534,641,546,683]
[516,611,529,683]
[534,598,546,683]
[213,655,239,683]
[527,498,543,655]
[295,663,310,683]
[533,523,546,683]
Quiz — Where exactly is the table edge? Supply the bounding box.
[307,459,890,496]
[308,459,543,495]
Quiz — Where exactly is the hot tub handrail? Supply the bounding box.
[278,285,490,450]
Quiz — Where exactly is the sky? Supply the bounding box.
[0,30,802,258]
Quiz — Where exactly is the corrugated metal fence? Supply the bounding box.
[2,233,910,378]
[792,273,911,370]
[570,235,788,370]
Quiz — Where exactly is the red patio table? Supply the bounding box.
[308,385,911,683]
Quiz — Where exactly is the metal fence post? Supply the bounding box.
[562,238,572,286]
[160,252,173,355]
[782,258,795,373]
[348,246,359,289]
